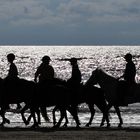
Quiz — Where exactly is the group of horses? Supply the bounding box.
[0,68,139,128]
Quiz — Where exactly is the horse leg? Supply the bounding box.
[21,104,30,125]
[30,107,39,128]
[102,106,110,128]
[96,103,110,128]
[17,103,22,110]
[63,111,69,128]
[0,107,10,126]
[25,108,40,126]
[21,104,39,126]
[26,114,32,125]
[100,103,112,127]
[53,108,66,128]
[52,106,58,126]
[114,105,123,127]
[36,108,41,125]
[40,106,50,123]
[86,104,95,127]
[68,105,80,128]
[53,106,69,127]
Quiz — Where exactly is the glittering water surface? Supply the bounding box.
[0,45,140,127]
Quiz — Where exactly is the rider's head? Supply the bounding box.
[7,53,15,63]
[42,55,51,64]
[124,53,132,62]
[70,57,77,65]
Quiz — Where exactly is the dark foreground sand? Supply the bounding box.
[1,127,140,140]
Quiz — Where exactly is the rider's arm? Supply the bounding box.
[34,66,41,82]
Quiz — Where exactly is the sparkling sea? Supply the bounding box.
[0,45,140,128]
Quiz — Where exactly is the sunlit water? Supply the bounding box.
[0,45,140,128]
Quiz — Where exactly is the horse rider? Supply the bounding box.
[120,53,136,84]
[67,57,82,89]
[6,53,18,81]
[118,53,136,105]
[34,55,55,85]
[4,53,21,109]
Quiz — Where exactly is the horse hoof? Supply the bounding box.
[118,124,122,128]
[53,123,56,126]
[106,123,110,128]
[0,123,4,127]
[30,124,39,129]
[76,125,80,128]
[52,125,59,129]
[78,122,81,126]
[85,123,90,127]
[100,122,104,127]
[25,121,29,125]
[62,124,68,128]
[30,125,36,129]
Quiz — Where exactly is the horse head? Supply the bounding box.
[85,68,100,86]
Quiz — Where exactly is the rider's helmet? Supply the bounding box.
[70,57,77,64]
[124,53,132,61]
[7,53,15,62]
[42,55,51,62]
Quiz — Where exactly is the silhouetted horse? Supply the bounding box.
[21,83,81,128]
[21,80,110,128]
[86,68,140,127]
[0,77,80,128]
[0,76,110,128]
[0,78,35,126]
[52,84,110,127]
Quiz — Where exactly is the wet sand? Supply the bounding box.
[1,127,140,140]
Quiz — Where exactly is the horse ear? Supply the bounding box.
[96,67,99,70]
[92,68,98,75]
[96,67,101,71]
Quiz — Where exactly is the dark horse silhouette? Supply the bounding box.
[0,77,110,128]
[21,83,81,128]
[0,78,80,128]
[0,78,35,126]
[52,84,110,127]
[85,68,140,127]
[23,83,110,128]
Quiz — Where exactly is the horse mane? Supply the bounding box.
[97,67,105,73]
[96,67,107,75]
[97,68,116,81]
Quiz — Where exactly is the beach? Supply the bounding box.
[1,127,140,140]
[1,46,140,139]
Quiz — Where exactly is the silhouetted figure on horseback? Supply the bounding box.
[34,55,55,86]
[33,56,81,127]
[5,53,18,81]
[118,53,136,106]
[34,55,65,87]
[67,58,81,89]
[66,57,82,106]
[4,53,21,109]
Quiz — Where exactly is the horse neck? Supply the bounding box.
[98,71,117,89]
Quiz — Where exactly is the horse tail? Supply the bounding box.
[40,106,50,122]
